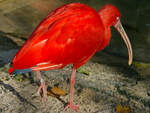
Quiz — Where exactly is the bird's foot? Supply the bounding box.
[37,78,47,104]
[64,102,79,111]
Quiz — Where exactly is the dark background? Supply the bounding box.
[0,0,149,63]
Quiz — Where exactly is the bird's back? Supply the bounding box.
[11,3,105,71]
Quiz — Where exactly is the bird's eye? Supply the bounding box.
[113,16,120,26]
[116,16,119,21]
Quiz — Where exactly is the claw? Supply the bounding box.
[64,103,79,111]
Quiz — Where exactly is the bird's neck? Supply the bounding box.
[96,26,111,51]
[104,27,111,47]
[96,13,112,51]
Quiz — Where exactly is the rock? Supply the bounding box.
[0,51,150,112]
[0,108,2,113]
[0,0,64,36]
[0,49,18,66]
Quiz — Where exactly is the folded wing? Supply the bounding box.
[12,3,104,70]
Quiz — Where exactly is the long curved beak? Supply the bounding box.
[114,20,133,65]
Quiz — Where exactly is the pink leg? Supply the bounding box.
[64,67,79,111]
[36,71,47,103]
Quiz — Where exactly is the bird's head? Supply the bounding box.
[98,4,133,65]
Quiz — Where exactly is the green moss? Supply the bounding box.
[77,67,91,75]
[13,74,27,82]
[133,61,150,69]
[132,61,150,79]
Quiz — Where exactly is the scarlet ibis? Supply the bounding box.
[8,3,133,111]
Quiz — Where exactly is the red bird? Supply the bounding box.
[8,3,133,111]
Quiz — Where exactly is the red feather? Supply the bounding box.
[11,3,105,70]
[8,3,133,111]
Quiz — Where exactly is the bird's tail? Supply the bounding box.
[8,67,15,75]
[8,66,32,75]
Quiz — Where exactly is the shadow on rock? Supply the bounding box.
[92,51,139,81]
[0,31,19,50]
[0,80,37,109]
